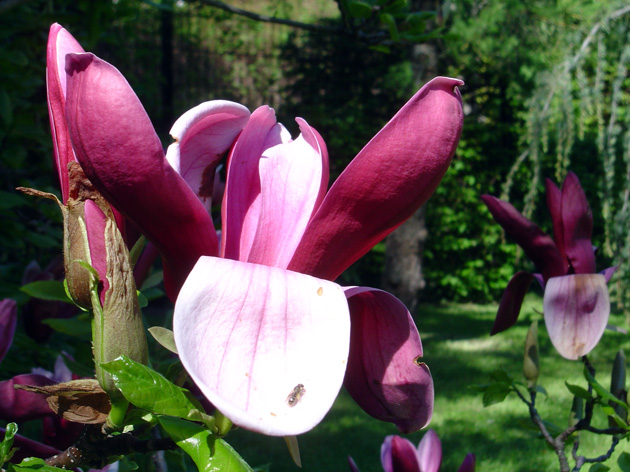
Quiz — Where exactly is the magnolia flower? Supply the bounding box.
[349,430,476,472]
[481,172,616,359]
[53,23,463,435]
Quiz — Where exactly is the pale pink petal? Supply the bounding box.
[64,52,217,300]
[247,119,329,268]
[0,299,17,363]
[165,100,250,214]
[544,274,610,359]
[46,23,84,203]
[417,429,442,472]
[289,77,464,280]
[173,257,350,436]
[221,106,285,261]
[343,287,433,433]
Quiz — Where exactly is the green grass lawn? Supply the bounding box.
[227,295,630,471]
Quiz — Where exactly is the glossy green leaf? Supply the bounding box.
[9,458,67,472]
[159,416,254,472]
[584,365,629,411]
[20,280,72,303]
[101,355,199,418]
[565,382,591,400]
[0,422,17,465]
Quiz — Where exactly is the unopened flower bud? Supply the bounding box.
[609,350,627,426]
[523,321,539,387]
[569,396,583,427]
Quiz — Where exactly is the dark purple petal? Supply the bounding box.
[544,274,610,359]
[491,271,535,335]
[545,178,567,266]
[289,77,464,280]
[344,288,433,433]
[348,456,361,472]
[0,374,55,421]
[601,265,618,283]
[389,436,421,472]
[64,52,217,300]
[561,172,595,274]
[457,453,476,472]
[0,299,17,363]
[481,195,566,281]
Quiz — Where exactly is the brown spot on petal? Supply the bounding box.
[413,355,425,366]
[317,287,323,296]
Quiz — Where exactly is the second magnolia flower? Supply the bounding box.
[49,23,464,436]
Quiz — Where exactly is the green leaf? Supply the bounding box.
[347,1,373,19]
[535,385,548,398]
[129,235,146,268]
[490,369,514,383]
[379,12,400,42]
[159,416,254,472]
[20,281,72,303]
[589,464,610,472]
[618,452,630,471]
[584,365,629,411]
[483,383,512,407]
[0,422,17,466]
[149,326,178,354]
[9,458,67,472]
[137,290,148,309]
[100,355,200,418]
[565,382,592,400]
[42,315,91,338]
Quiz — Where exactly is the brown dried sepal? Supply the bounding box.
[15,379,111,424]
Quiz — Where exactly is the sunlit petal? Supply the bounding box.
[221,106,285,261]
[289,77,464,280]
[64,52,217,299]
[166,100,250,214]
[174,257,350,435]
[247,119,328,268]
[344,287,433,433]
[544,274,610,359]
[46,23,84,203]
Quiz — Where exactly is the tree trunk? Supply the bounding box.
[382,4,438,312]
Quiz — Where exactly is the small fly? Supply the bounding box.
[286,383,306,407]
